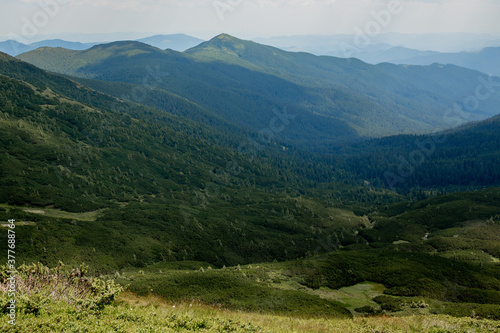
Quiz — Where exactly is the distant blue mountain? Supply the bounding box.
[29,39,97,51]
[0,34,204,56]
[388,47,500,77]
[348,45,440,64]
[254,34,500,76]
[322,45,500,77]
[136,34,204,51]
[0,40,31,56]
[0,39,98,56]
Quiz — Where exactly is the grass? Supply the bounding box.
[114,293,500,332]
[20,207,103,221]
[112,256,500,321]
[0,203,103,222]
[328,282,386,313]
[114,265,352,318]
[250,264,385,314]
[5,291,500,332]
[439,250,498,264]
[2,263,500,332]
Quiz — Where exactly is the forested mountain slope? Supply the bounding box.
[333,114,500,191]
[0,52,382,270]
[17,35,500,147]
[2,47,500,323]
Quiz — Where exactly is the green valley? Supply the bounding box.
[0,31,500,332]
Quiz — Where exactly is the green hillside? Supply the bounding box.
[187,34,500,131]
[18,41,360,146]
[18,35,500,146]
[2,41,500,328]
[105,187,500,320]
[1,52,389,272]
[332,114,500,191]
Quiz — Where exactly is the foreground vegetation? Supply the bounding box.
[2,40,500,332]
[6,297,500,332]
[113,256,500,320]
[2,263,500,332]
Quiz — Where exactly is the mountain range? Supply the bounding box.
[387,46,500,77]
[0,39,98,56]
[255,35,500,77]
[334,45,500,78]
[1,50,355,268]
[16,34,500,150]
[5,33,500,77]
[0,34,205,56]
[1,30,500,323]
[255,32,500,54]
[2,45,500,259]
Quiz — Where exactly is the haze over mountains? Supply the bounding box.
[255,34,500,77]
[2,27,500,325]
[255,33,500,54]
[3,0,500,326]
[315,44,500,78]
[15,34,500,150]
[0,34,205,56]
[386,47,500,77]
[4,32,500,77]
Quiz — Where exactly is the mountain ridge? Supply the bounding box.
[3,39,500,323]
[16,34,500,146]
[0,34,205,56]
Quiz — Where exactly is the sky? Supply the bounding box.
[2,0,500,43]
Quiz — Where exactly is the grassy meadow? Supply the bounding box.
[2,261,500,332]
[3,290,500,332]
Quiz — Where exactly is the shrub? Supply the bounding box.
[0,262,122,315]
[373,295,403,312]
[354,305,378,314]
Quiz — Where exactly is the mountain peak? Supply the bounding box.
[89,40,160,52]
[212,33,239,42]
[185,34,264,63]
[190,33,260,53]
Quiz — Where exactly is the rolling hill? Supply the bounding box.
[253,38,500,78]
[2,43,500,324]
[390,46,500,77]
[0,51,381,271]
[17,40,361,146]
[17,34,500,148]
[343,45,500,78]
[0,39,97,56]
[332,113,500,191]
[0,40,31,56]
[0,34,203,57]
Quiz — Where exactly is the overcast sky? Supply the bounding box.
[2,0,500,42]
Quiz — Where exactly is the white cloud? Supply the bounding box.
[1,0,500,42]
